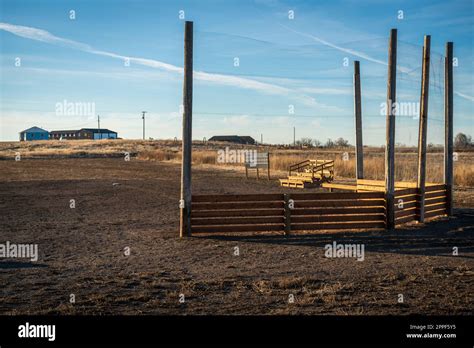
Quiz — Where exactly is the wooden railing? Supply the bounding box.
[394,184,447,225]
[191,191,385,234]
[190,185,448,234]
[192,194,285,233]
[288,159,312,175]
[288,160,334,179]
[288,191,385,231]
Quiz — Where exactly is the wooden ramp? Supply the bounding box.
[280,159,334,188]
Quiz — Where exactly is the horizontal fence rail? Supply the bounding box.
[191,191,386,234]
[190,184,448,234]
[290,191,385,231]
[394,184,448,226]
[192,194,285,234]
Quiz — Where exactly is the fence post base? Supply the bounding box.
[386,192,395,230]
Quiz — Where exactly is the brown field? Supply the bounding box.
[0,140,473,315]
[1,139,472,186]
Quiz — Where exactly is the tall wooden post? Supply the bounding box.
[385,29,397,230]
[444,42,454,216]
[180,21,193,238]
[354,60,364,180]
[417,35,431,223]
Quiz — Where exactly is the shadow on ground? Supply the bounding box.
[201,208,474,258]
[0,261,48,269]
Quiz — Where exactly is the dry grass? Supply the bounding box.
[138,149,180,161]
[0,139,183,159]
[1,140,473,186]
[454,165,474,187]
[260,150,473,186]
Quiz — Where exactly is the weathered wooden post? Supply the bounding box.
[444,42,454,216]
[267,153,271,180]
[179,21,193,238]
[417,35,431,223]
[284,194,291,235]
[385,29,397,230]
[354,60,364,180]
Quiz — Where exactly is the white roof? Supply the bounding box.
[21,126,49,133]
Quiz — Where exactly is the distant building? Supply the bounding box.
[19,126,49,141]
[80,128,118,140]
[49,128,118,140]
[49,130,81,140]
[208,135,256,145]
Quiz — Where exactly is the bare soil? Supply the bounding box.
[0,158,473,315]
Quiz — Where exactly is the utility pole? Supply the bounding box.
[261,133,263,144]
[180,21,193,238]
[444,42,454,216]
[417,35,431,223]
[293,126,296,147]
[385,28,397,230]
[354,60,364,180]
[142,111,147,140]
[97,115,101,140]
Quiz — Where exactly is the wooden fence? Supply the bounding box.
[192,193,284,233]
[288,192,386,231]
[191,185,448,234]
[191,191,386,234]
[394,184,448,225]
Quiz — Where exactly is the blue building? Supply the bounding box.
[19,126,49,141]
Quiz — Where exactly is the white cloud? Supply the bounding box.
[0,22,92,51]
[300,87,352,95]
[221,114,251,126]
[0,22,317,106]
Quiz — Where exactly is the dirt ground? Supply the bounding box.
[0,158,473,315]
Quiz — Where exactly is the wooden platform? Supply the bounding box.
[279,178,319,188]
[280,159,334,189]
[322,183,360,191]
[322,180,444,192]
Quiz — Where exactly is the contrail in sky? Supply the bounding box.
[279,23,473,102]
[0,22,317,106]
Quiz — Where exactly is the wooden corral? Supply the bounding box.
[178,23,455,237]
[190,185,447,234]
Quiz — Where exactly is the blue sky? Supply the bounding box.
[0,0,472,144]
